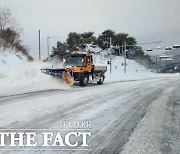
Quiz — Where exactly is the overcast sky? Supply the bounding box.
[0,0,180,59]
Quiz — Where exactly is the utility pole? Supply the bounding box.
[155,56,158,73]
[118,43,121,56]
[47,36,60,59]
[38,30,41,61]
[121,43,123,55]
[47,37,50,58]
[124,41,127,73]
[109,37,112,74]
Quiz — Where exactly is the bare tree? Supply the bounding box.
[0,7,22,33]
[0,7,33,60]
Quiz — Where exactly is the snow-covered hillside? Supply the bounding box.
[0,50,179,96]
[0,51,68,95]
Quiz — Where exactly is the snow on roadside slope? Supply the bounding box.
[94,55,179,83]
[0,51,69,96]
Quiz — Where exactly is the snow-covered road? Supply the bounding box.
[0,78,180,154]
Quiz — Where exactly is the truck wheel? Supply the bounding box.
[80,74,89,86]
[97,76,104,85]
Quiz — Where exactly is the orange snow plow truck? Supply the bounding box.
[41,53,107,86]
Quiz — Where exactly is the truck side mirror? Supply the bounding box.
[86,56,90,64]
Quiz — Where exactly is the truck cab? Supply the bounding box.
[63,53,107,86]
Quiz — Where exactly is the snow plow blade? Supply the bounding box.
[41,68,66,78]
[41,68,74,86]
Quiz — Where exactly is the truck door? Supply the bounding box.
[86,56,92,72]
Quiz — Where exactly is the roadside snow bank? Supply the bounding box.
[0,52,68,96]
[120,83,177,154]
[103,56,180,82]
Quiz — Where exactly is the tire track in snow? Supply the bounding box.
[0,79,177,154]
[0,77,170,104]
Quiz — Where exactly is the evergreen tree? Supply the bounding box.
[97,29,115,49]
[52,29,138,57]
[79,32,97,49]
[114,33,128,46]
[66,32,81,52]
[126,36,137,47]
[50,41,68,60]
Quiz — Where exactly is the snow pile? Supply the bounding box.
[85,44,102,53]
[0,51,68,96]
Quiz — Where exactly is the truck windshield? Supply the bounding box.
[66,56,84,66]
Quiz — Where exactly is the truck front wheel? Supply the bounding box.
[79,74,89,86]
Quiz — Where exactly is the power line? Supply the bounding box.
[137,41,162,45]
